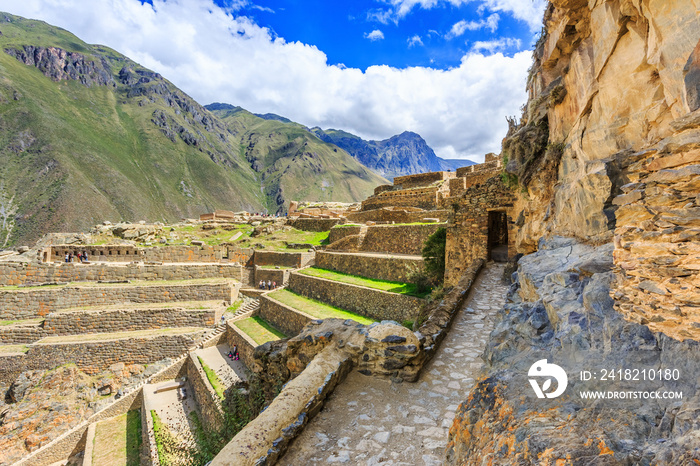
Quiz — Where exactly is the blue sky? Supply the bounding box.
[2,0,547,161]
[203,0,536,70]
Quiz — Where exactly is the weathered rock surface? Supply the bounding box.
[446,239,700,465]
[505,0,700,251]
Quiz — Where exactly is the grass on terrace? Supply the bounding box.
[198,356,226,399]
[0,344,29,354]
[234,316,286,345]
[92,410,142,466]
[298,267,430,298]
[268,289,375,325]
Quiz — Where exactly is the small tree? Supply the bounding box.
[422,227,447,285]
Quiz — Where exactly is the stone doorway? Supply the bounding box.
[487,210,508,262]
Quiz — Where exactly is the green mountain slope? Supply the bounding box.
[206,104,387,210]
[0,13,386,246]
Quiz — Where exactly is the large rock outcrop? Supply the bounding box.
[446,238,700,464]
[505,0,700,252]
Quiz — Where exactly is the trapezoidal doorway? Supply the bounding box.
[487,210,508,262]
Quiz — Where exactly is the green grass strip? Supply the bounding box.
[298,267,430,298]
[234,316,286,345]
[150,410,169,464]
[198,356,226,399]
[268,289,375,325]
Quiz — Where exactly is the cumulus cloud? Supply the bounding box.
[446,13,499,39]
[364,29,385,41]
[4,0,532,161]
[372,0,545,31]
[471,37,522,53]
[407,35,424,47]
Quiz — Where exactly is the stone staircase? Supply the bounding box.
[233,297,260,318]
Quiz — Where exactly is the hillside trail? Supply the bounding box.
[278,263,508,466]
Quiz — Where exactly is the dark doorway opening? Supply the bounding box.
[488,211,509,262]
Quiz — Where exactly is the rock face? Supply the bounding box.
[504,0,700,252]
[448,2,700,463]
[446,238,700,465]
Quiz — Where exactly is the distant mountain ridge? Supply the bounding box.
[0,13,385,246]
[311,128,474,181]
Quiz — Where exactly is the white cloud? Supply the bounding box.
[471,37,521,53]
[373,0,545,31]
[407,34,424,47]
[364,29,385,41]
[446,13,499,39]
[2,0,532,161]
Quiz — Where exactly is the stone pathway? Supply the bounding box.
[194,344,248,387]
[278,263,508,466]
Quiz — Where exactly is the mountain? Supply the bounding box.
[0,13,385,246]
[310,128,474,181]
[205,104,385,208]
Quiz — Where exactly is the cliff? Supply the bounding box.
[447,1,700,464]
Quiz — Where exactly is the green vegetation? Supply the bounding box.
[268,289,376,325]
[198,356,226,399]
[298,267,430,298]
[0,14,386,246]
[234,316,286,344]
[422,227,447,286]
[227,299,243,313]
[150,410,176,464]
[92,410,142,466]
[0,344,29,354]
[179,375,285,465]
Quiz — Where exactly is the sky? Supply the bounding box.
[0,0,547,162]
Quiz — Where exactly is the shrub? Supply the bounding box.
[422,227,447,285]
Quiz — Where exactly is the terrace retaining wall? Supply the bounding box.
[288,218,341,232]
[258,295,313,337]
[0,262,245,287]
[315,251,424,283]
[361,223,443,255]
[187,353,224,429]
[288,272,423,323]
[0,281,237,320]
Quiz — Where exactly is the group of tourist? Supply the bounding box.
[259,280,277,290]
[64,251,88,263]
[227,345,240,361]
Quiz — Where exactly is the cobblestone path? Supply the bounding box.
[279,263,508,466]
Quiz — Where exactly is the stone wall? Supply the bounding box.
[0,262,245,286]
[393,171,454,190]
[0,324,43,344]
[361,186,441,211]
[346,209,450,224]
[288,272,423,322]
[361,223,443,255]
[315,251,424,283]
[258,295,313,337]
[0,281,237,320]
[187,353,224,429]
[253,250,314,268]
[211,347,352,466]
[0,332,200,384]
[612,147,700,340]
[288,218,341,232]
[43,307,217,336]
[14,356,187,466]
[48,245,227,263]
[226,320,258,371]
[328,225,361,244]
[254,267,290,287]
[444,175,517,286]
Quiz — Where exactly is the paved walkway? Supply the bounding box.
[278,263,508,466]
[194,344,248,387]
